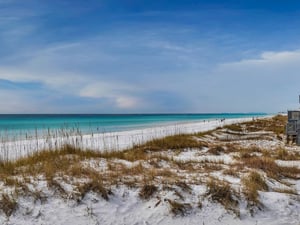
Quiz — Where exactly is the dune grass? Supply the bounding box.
[224,115,286,135]
[167,199,192,216]
[242,171,268,206]
[206,179,239,216]
[139,184,158,200]
[0,114,299,218]
[0,193,17,217]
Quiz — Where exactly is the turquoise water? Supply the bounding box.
[0,113,267,141]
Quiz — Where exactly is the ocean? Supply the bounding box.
[0,113,267,141]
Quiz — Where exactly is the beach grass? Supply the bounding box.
[1,114,299,218]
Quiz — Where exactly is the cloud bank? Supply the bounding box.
[0,1,300,113]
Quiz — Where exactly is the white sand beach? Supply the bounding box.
[0,117,258,161]
[1,115,300,225]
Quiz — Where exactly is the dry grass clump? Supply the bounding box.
[243,172,268,194]
[147,155,172,168]
[3,177,19,186]
[47,178,68,197]
[99,148,148,162]
[7,179,48,204]
[241,156,280,178]
[0,193,17,217]
[239,151,252,159]
[206,179,239,216]
[224,143,239,153]
[207,146,225,155]
[155,168,175,178]
[0,145,101,178]
[0,146,114,203]
[223,168,239,177]
[68,164,100,178]
[77,178,110,201]
[240,156,300,179]
[264,115,286,136]
[279,166,300,179]
[275,148,289,160]
[242,115,286,135]
[242,171,267,212]
[139,134,205,151]
[167,199,192,216]
[30,190,48,204]
[237,146,261,159]
[97,134,206,161]
[223,124,243,132]
[275,148,300,160]
[139,184,158,200]
[202,163,223,172]
[172,160,197,171]
[15,180,31,196]
[175,181,192,193]
[119,163,146,176]
[219,115,286,141]
[195,130,214,137]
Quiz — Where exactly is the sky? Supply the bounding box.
[1,0,300,113]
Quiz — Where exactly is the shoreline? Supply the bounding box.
[0,113,269,142]
[1,114,299,225]
[0,116,270,161]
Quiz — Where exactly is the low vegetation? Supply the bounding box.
[275,148,300,160]
[242,171,268,205]
[206,179,239,216]
[167,199,192,216]
[0,114,299,219]
[77,178,110,201]
[139,184,158,200]
[0,193,18,217]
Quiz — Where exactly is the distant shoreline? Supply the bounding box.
[0,115,271,161]
[0,113,269,142]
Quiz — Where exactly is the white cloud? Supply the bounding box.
[207,49,300,112]
[0,66,143,110]
[222,50,300,68]
[79,82,111,98]
[0,89,37,113]
[115,96,139,109]
[218,49,300,83]
[0,67,86,95]
[79,82,141,109]
[79,81,134,98]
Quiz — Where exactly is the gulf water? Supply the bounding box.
[0,113,267,141]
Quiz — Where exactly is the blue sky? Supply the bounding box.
[1,0,300,113]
